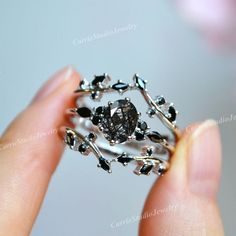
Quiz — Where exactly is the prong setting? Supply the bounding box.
[67,73,179,175]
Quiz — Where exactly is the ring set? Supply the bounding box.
[60,73,181,176]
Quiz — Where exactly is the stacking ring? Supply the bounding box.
[60,73,181,176]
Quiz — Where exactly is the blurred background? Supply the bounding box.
[0,0,235,235]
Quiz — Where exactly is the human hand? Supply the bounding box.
[139,121,224,235]
[0,67,224,235]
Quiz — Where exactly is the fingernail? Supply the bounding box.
[187,120,222,198]
[32,66,76,103]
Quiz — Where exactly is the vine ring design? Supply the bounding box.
[60,74,181,176]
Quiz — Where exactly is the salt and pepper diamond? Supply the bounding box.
[72,98,140,145]
[98,98,139,145]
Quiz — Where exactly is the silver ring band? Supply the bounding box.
[60,73,181,176]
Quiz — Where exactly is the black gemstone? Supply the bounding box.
[92,75,106,86]
[140,164,154,175]
[92,115,101,125]
[135,131,145,141]
[76,107,92,118]
[134,75,146,90]
[88,133,96,140]
[100,99,138,144]
[99,157,111,172]
[147,131,164,143]
[79,144,87,153]
[146,148,153,156]
[66,131,75,147]
[96,106,104,114]
[157,164,166,176]
[117,153,133,165]
[138,121,148,131]
[91,91,98,100]
[156,96,166,105]
[112,82,129,91]
[148,109,156,117]
[79,80,88,90]
[168,106,177,122]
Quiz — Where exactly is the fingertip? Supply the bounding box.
[187,120,222,198]
[31,66,81,105]
[1,66,81,172]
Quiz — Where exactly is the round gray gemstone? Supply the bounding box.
[100,99,138,144]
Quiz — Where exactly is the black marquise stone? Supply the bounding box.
[147,131,164,143]
[168,106,176,122]
[76,107,92,118]
[112,82,129,91]
[135,75,146,90]
[117,153,133,164]
[140,164,154,175]
[99,157,111,172]
[92,75,106,86]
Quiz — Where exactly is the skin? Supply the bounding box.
[0,67,224,236]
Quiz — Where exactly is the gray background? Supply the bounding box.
[0,0,235,235]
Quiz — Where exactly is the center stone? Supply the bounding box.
[101,99,138,144]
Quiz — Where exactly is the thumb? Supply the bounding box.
[139,120,224,236]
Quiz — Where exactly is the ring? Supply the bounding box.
[60,73,181,176]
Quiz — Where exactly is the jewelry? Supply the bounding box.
[60,74,181,176]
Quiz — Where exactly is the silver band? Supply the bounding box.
[60,73,181,176]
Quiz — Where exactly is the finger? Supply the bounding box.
[0,66,80,235]
[139,120,224,236]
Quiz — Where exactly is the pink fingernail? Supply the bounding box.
[32,66,75,103]
[187,120,222,198]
